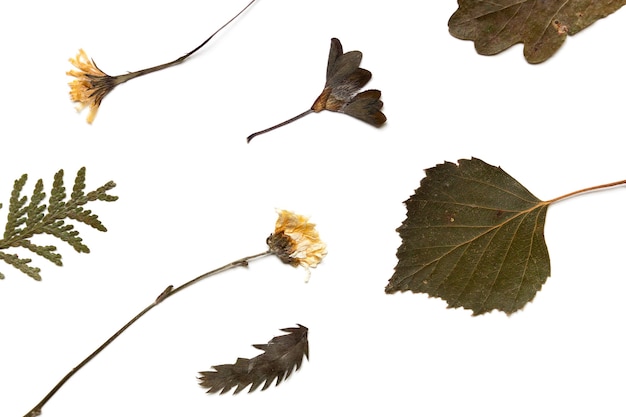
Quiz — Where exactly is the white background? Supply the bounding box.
[1,1,625,416]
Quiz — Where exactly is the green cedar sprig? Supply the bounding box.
[0,167,117,281]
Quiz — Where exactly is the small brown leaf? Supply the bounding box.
[449,0,626,63]
[198,325,309,394]
[247,38,385,142]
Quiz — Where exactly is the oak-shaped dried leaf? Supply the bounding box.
[449,0,626,63]
[198,325,309,394]
[386,158,551,315]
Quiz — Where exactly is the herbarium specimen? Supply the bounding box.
[449,0,626,63]
[199,325,309,394]
[0,167,117,281]
[22,209,325,417]
[386,157,626,315]
[247,38,386,142]
[67,0,257,123]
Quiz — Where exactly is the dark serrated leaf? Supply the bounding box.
[449,0,626,63]
[386,158,551,315]
[198,325,309,394]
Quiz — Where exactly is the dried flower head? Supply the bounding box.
[66,0,257,123]
[267,210,327,281]
[67,49,118,124]
[247,38,386,142]
[311,38,386,125]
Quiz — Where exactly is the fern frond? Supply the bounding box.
[25,179,47,228]
[68,207,106,231]
[0,251,41,281]
[3,174,29,240]
[0,168,118,281]
[71,167,86,200]
[18,241,62,266]
[48,169,67,213]
[43,221,89,253]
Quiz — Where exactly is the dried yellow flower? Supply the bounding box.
[65,1,257,124]
[67,49,119,124]
[267,210,327,281]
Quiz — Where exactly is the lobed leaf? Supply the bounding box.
[198,325,309,394]
[386,158,551,315]
[449,0,626,63]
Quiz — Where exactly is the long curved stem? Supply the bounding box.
[22,250,271,417]
[247,109,314,142]
[113,0,257,86]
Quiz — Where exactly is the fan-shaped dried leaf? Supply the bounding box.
[246,38,385,141]
[198,325,309,394]
[386,158,551,315]
[449,0,626,63]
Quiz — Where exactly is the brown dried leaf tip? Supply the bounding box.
[247,38,386,142]
[267,209,327,282]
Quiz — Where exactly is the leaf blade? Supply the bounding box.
[386,158,551,315]
[448,0,626,63]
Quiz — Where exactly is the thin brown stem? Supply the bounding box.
[247,109,315,142]
[547,179,626,205]
[22,250,271,417]
[112,0,257,86]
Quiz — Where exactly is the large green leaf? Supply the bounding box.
[386,158,551,315]
[449,0,626,63]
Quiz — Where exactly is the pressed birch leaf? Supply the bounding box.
[386,158,626,315]
[198,325,309,394]
[449,0,626,63]
[386,158,549,315]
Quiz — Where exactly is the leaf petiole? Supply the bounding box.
[247,109,314,142]
[547,179,626,205]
